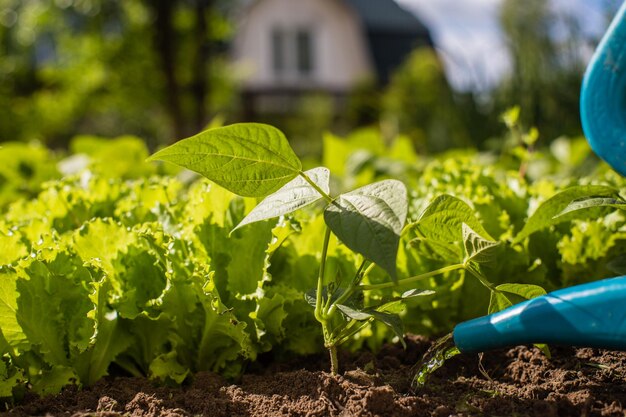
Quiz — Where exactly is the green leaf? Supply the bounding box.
[553,197,626,220]
[415,195,493,242]
[0,362,22,398]
[110,245,167,320]
[226,221,274,297]
[73,218,136,276]
[31,366,78,396]
[0,333,8,355]
[149,351,190,384]
[337,304,404,345]
[335,305,405,347]
[366,290,435,316]
[233,167,329,231]
[513,185,618,243]
[0,232,27,266]
[408,237,462,263]
[401,289,436,299]
[148,123,302,197]
[324,180,407,281]
[196,277,253,373]
[336,304,372,321]
[488,291,512,315]
[607,254,626,275]
[497,283,546,301]
[16,261,70,366]
[501,106,520,128]
[74,277,133,385]
[462,223,500,265]
[0,271,27,349]
[488,283,546,314]
[250,293,288,346]
[369,311,405,348]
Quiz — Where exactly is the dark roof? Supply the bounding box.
[343,0,434,84]
[343,0,430,35]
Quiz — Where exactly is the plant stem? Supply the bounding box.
[353,259,369,283]
[328,344,339,374]
[360,262,376,281]
[314,227,332,322]
[464,264,499,292]
[299,171,333,203]
[332,319,373,346]
[358,263,465,291]
[312,226,341,375]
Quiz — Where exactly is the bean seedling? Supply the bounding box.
[149,123,467,373]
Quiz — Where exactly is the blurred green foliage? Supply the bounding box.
[494,0,587,142]
[0,0,617,156]
[0,0,237,147]
[382,49,474,153]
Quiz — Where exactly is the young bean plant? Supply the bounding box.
[148,123,497,374]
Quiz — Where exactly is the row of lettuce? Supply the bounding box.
[0,131,625,399]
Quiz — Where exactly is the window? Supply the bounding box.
[296,30,313,75]
[271,29,285,75]
[271,27,315,80]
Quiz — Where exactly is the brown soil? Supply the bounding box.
[4,335,626,417]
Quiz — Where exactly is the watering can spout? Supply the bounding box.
[453,276,626,353]
[580,1,626,176]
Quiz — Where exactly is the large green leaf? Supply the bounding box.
[553,197,626,220]
[513,185,618,243]
[226,221,274,297]
[414,194,493,242]
[74,277,133,386]
[16,261,70,366]
[409,237,462,263]
[196,288,253,373]
[148,123,302,197]
[233,167,329,231]
[324,180,407,281]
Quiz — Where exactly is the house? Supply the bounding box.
[232,0,434,116]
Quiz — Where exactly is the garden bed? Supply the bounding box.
[7,335,626,417]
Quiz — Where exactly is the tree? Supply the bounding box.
[496,0,587,142]
[381,48,473,153]
[0,0,238,147]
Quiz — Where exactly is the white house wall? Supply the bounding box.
[233,0,374,91]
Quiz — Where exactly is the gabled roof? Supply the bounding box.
[343,0,430,35]
[343,0,433,84]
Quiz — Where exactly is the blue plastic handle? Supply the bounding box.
[580,0,626,176]
[453,275,626,353]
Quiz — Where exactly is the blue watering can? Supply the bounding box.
[453,2,626,354]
